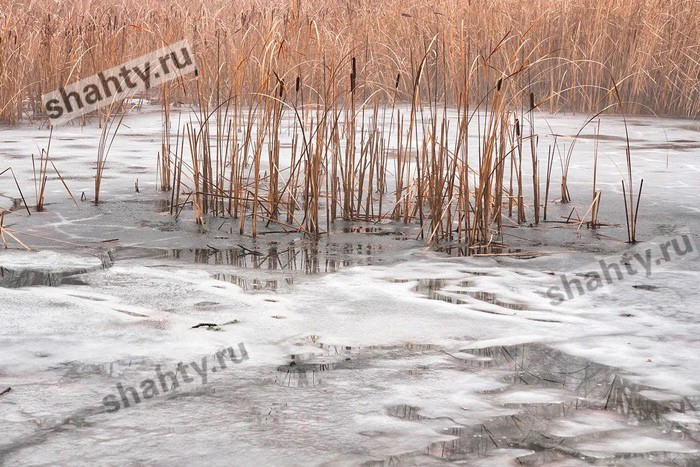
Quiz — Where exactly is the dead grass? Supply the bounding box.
[1,0,675,248]
[0,0,699,123]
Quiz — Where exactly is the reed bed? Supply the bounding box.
[160,32,640,251]
[1,0,676,249]
[1,0,699,123]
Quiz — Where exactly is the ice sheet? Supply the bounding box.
[1,108,699,464]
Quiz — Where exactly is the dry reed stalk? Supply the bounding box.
[543,143,554,221]
[528,93,540,224]
[95,103,127,205]
[32,128,51,212]
[0,211,31,250]
[159,84,172,192]
[0,167,30,216]
[591,119,600,229]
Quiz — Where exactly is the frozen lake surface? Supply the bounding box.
[1,109,699,464]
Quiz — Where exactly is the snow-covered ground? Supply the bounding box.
[1,108,699,465]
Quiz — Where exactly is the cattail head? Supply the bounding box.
[350,57,357,93]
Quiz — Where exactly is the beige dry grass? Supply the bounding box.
[1,0,679,249]
[0,0,699,123]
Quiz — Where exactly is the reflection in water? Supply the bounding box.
[342,225,409,239]
[0,253,111,288]
[275,357,362,388]
[275,362,337,388]
[435,244,530,257]
[409,277,526,310]
[111,242,392,291]
[118,242,387,274]
[11,198,24,211]
[0,239,389,290]
[212,274,293,291]
[275,340,365,387]
[154,198,170,212]
[379,344,700,464]
[275,336,700,464]
[0,267,82,288]
[386,405,424,420]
